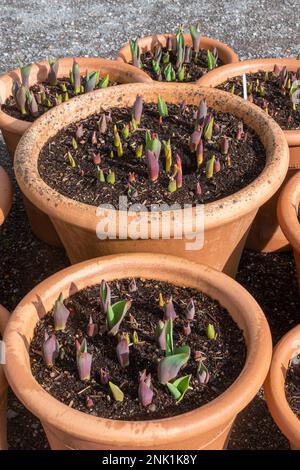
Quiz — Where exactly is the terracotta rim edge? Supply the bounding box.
[277,171,300,252]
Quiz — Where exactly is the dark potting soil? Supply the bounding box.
[2,77,116,123]
[218,72,300,130]
[139,48,222,82]
[38,103,265,209]
[285,358,300,420]
[29,278,246,421]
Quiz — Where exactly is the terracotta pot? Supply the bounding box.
[0,305,10,450]
[277,171,300,291]
[197,58,300,252]
[14,83,289,276]
[4,253,272,450]
[116,34,239,82]
[264,325,300,449]
[0,58,152,246]
[0,166,12,226]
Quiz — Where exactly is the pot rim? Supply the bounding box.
[0,166,12,226]
[13,82,289,236]
[197,57,300,147]
[4,253,272,447]
[116,34,239,74]
[0,57,152,135]
[264,325,300,447]
[277,171,300,252]
[0,305,10,396]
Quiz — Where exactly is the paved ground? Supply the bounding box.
[0,0,299,451]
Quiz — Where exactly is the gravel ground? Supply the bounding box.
[0,0,299,451]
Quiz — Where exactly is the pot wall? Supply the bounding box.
[197,58,300,252]
[0,166,12,226]
[0,58,151,246]
[0,305,10,450]
[14,83,289,276]
[4,254,272,450]
[264,325,300,449]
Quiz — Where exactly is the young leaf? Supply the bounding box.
[206,323,216,340]
[207,50,217,70]
[100,280,111,313]
[72,59,81,94]
[164,297,177,320]
[20,63,32,88]
[109,381,124,402]
[189,23,201,52]
[206,155,215,179]
[99,74,109,88]
[197,360,210,384]
[166,374,191,402]
[48,57,59,86]
[138,370,154,407]
[85,70,98,92]
[163,139,172,172]
[157,96,169,118]
[107,300,132,336]
[157,345,190,384]
[53,293,70,331]
[129,39,142,68]
[203,115,214,141]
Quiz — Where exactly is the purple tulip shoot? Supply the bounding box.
[87,315,98,337]
[116,335,130,368]
[48,57,59,86]
[146,149,160,182]
[138,370,154,406]
[164,297,177,321]
[100,280,111,313]
[197,360,210,385]
[53,293,70,331]
[43,331,59,367]
[77,350,92,381]
[186,299,195,321]
[132,95,143,124]
[86,396,94,409]
[100,367,109,385]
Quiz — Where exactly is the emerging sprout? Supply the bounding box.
[203,115,214,141]
[93,152,101,165]
[145,131,161,159]
[92,130,98,145]
[100,280,111,313]
[130,39,142,68]
[164,297,177,320]
[20,62,32,88]
[168,178,177,193]
[146,149,160,182]
[175,154,183,189]
[48,57,59,86]
[109,381,124,402]
[86,396,94,409]
[15,85,27,115]
[129,278,138,292]
[196,139,204,167]
[163,139,172,172]
[189,23,201,52]
[206,155,215,179]
[72,59,81,94]
[116,335,130,368]
[190,129,202,152]
[157,95,169,120]
[133,95,143,124]
[26,91,38,116]
[43,331,59,367]
[214,158,221,173]
[138,370,154,407]
[206,323,216,340]
[159,292,165,307]
[98,114,108,133]
[207,49,217,70]
[97,167,105,182]
[100,367,109,385]
[197,360,210,384]
[87,315,98,337]
[99,74,109,89]
[186,298,195,321]
[106,170,116,185]
[107,299,132,336]
[183,322,191,336]
[85,70,98,93]
[76,124,84,140]
[76,338,92,381]
[122,124,130,140]
[67,151,77,168]
[53,293,70,331]
[221,135,229,155]
[166,374,191,402]
[164,63,176,82]
[195,181,202,196]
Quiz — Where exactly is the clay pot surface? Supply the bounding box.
[264,325,300,449]
[116,34,239,82]
[14,82,289,275]
[277,171,300,291]
[4,253,272,450]
[0,58,151,246]
[198,58,300,252]
[0,305,10,450]
[0,166,12,226]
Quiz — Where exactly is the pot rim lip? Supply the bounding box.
[0,166,12,226]
[116,34,239,79]
[277,171,300,251]
[196,57,300,146]
[0,305,10,391]
[13,82,289,234]
[0,57,152,134]
[4,253,272,445]
[264,324,300,446]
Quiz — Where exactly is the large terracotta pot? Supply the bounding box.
[264,325,300,449]
[4,253,272,450]
[0,166,12,226]
[0,58,152,246]
[116,34,239,81]
[198,58,300,252]
[277,171,300,291]
[14,83,289,276]
[0,306,10,450]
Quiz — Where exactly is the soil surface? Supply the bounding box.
[219,72,300,130]
[38,103,265,208]
[29,279,246,420]
[285,358,300,420]
[139,47,222,82]
[2,77,116,123]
